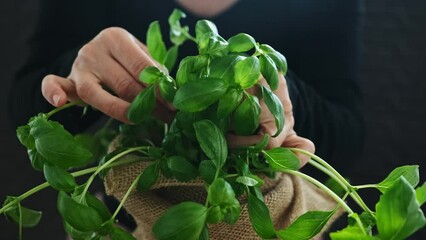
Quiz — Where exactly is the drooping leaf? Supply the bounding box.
[127,85,156,124]
[84,193,112,222]
[16,125,35,150]
[277,210,335,240]
[168,9,189,46]
[159,75,177,102]
[217,88,243,118]
[194,120,228,169]
[164,46,179,72]
[147,21,167,63]
[234,56,261,89]
[232,94,261,135]
[259,54,279,91]
[57,191,103,232]
[3,197,42,228]
[261,85,284,136]
[43,164,76,192]
[166,156,198,182]
[260,44,287,74]
[137,163,159,192]
[138,66,163,84]
[27,149,45,171]
[152,202,207,240]
[228,33,256,53]
[416,182,426,206]
[263,147,300,171]
[247,192,276,239]
[377,165,419,193]
[376,177,426,240]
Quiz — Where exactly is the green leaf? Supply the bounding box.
[232,94,261,135]
[263,147,300,171]
[147,21,167,63]
[260,44,288,74]
[198,160,216,184]
[164,46,179,72]
[217,88,243,118]
[127,85,156,124]
[234,56,261,89]
[57,191,104,232]
[175,55,208,86]
[17,125,35,150]
[195,20,218,41]
[247,192,276,239]
[168,9,189,46]
[259,54,279,91]
[194,120,228,169]
[330,226,379,240]
[138,66,163,84]
[206,205,224,224]
[152,202,207,240]
[159,75,177,102]
[64,221,96,240]
[377,165,419,193]
[3,197,42,228]
[198,33,229,57]
[236,176,259,186]
[29,117,93,169]
[27,149,45,171]
[174,77,228,112]
[223,200,242,225]
[210,55,244,84]
[250,134,270,153]
[376,177,426,240]
[277,210,335,240]
[228,33,256,53]
[261,85,284,137]
[43,164,76,192]
[416,182,426,206]
[74,133,100,162]
[137,163,159,192]
[85,193,112,222]
[199,224,210,240]
[324,177,347,198]
[110,226,136,240]
[166,156,198,181]
[208,178,237,206]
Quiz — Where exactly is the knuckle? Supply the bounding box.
[114,78,134,97]
[98,27,127,41]
[129,59,149,77]
[76,81,92,99]
[74,43,95,69]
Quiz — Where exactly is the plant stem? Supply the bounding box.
[111,174,141,220]
[18,203,22,240]
[46,101,81,118]
[354,184,378,190]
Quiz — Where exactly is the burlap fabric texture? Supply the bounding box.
[104,158,342,240]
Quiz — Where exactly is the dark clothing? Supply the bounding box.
[9,0,364,170]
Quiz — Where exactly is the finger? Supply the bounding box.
[281,133,315,167]
[41,74,77,107]
[226,133,265,149]
[73,72,131,123]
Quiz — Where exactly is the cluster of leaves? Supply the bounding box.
[1,9,425,240]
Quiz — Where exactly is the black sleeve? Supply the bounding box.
[8,0,111,133]
[286,0,364,170]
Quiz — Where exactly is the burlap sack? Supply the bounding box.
[104,155,342,240]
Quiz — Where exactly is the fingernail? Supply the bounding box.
[53,95,61,106]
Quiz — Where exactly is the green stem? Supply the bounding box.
[46,101,81,118]
[354,184,378,190]
[78,146,148,203]
[111,174,141,220]
[18,203,22,240]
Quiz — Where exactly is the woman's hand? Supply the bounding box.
[228,74,315,166]
[42,27,173,123]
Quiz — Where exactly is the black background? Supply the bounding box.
[0,0,425,239]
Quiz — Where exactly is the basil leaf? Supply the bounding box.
[267,51,287,75]
[198,33,229,57]
[250,134,270,153]
[57,191,103,232]
[206,206,224,224]
[147,21,167,64]
[217,88,243,118]
[3,197,42,228]
[194,120,228,169]
[228,33,256,53]
[85,193,112,222]
[168,9,189,46]
[136,163,159,192]
[210,55,244,84]
[234,56,261,89]
[330,226,379,240]
[263,147,300,171]
[164,45,179,72]
[195,20,218,41]
[159,75,177,102]
[64,221,95,240]
[324,177,347,198]
[138,66,163,84]
[17,125,35,150]
[247,192,276,239]
[110,226,136,240]
[173,77,228,112]
[259,54,279,91]
[416,182,426,206]
[277,210,335,240]
[166,156,198,182]
[29,117,93,169]
[200,225,209,240]
[198,160,217,184]
[232,94,261,135]
[208,178,237,206]
[175,55,208,86]
[43,164,76,192]
[223,199,242,225]
[27,149,45,171]
[152,202,207,240]
[376,177,426,240]
[236,176,259,187]
[377,165,419,193]
[127,85,156,124]
[261,85,284,137]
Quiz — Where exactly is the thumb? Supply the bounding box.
[42,75,77,107]
[281,133,315,168]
